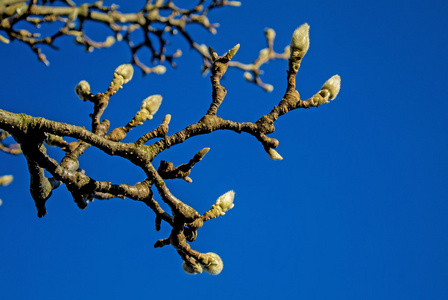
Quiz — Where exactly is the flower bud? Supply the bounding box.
[113,64,134,84]
[226,44,240,59]
[198,44,208,55]
[141,95,162,116]
[152,65,166,74]
[104,36,115,47]
[202,252,223,275]
[290,23,310,57]
[259,48,270,60]
[74,80,91,101]
[0,175,13,186]
[225,1,242,6]
[182,261,203,275]
[243,72,253,82]
[263,84,274,92]
[265,28,276,41]
[267,148,283,160]
[215,190,235,213]
[321,75,341,100]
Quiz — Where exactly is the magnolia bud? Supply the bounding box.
[152,65,166,74]
[198,44,208,55]
[182,261,202,275]
[243,72,253,82]
[215,190,235,213]
[265,28,276,41]
[267,148,283,160]
[226,1,242,6]
[263,84,274,92]
[74,80,91,101]
[104,36,115,47]
[141,95,162,116]
[202,253,224,275]
[290,23,310,56]
[259,48,270,60]
[226,44,240,59]
[0,175,13,186]
[113,64,134,84]
[321,75,341,100]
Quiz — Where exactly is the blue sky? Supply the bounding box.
[1,0,448,299]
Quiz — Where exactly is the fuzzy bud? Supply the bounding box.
[267,148,283,160]
[290,23,310,57]
[141,95,162,116]
[263,84,274,92]
[198,44,208,56]
[215,190,235,213]
[259,48,270,60]
[74,80,91,101]
[152,65,166,74]
[129,95,163,126]
[113,64,134,84]
[265,28,276,41]
[0,175,13,186]
[202,253,224,275]
[226,44,240,59]
[321,75,341,100]
[104,36,115,47]
[182,261,203,275]
[225,1,242,6]
[163,114,171,124]
[243,72,253,82]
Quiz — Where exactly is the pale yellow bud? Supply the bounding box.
[259,48,270,60]
[265,28,276,41]
[321,75,341,100]
[290,23,310,56]
[104,36,115,47]
[198,44,208,55]
[243,72,253,82]
[0,175,13,186]
[202,253,224,275]
[226,44,240,59]
[163,114,171,124]
[267,148,283,160]
[0,199,2,206]
[182,261,202,275]
[113,64,134,84]
[141,95,162,116]
[226,1,242,6]
[215,190,235,213]
[152,65,166,74]
[263,84,274,92]
[173,49,182,58]
[74,80,91,101]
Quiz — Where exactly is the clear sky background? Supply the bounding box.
[1,0,447,299]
